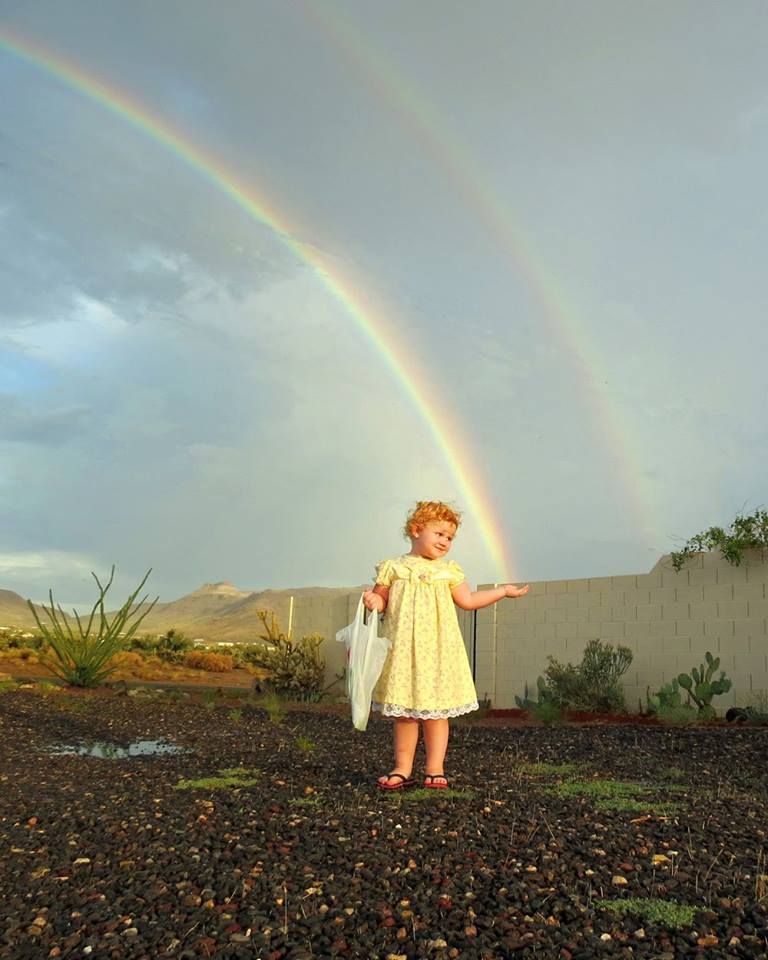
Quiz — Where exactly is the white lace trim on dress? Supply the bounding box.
[371,700,479,720]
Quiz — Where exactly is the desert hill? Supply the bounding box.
[0,589,42,628]
[1,581,366,642]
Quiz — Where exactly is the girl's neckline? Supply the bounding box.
[401,553,449,563]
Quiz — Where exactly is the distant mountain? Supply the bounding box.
[135,581,365,641]
[0,581,366,641]
[0,589,39,628]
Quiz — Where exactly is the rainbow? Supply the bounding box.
[303,4,662,548]
[0,26,516,581]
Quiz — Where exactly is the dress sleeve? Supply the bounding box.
[447,561,466,588]
[374,559,395,587]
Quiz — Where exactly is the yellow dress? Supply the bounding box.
[371,554,478,719]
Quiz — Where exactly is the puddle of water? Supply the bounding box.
[49,739,185,759]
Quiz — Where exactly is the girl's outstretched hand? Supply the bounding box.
[504,583,530,598]
[362,590,385,613]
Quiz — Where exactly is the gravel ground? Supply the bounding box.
[1,688,767,959]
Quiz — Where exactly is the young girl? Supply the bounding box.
[362,500,529,790]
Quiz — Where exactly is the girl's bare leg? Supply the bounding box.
[423,718,450,781]
[378,717,420,785]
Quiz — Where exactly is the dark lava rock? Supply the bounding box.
[1,690,767,959]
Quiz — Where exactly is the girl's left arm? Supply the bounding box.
[451,582,529,611]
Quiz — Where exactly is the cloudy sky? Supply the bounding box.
[1,0,766,607]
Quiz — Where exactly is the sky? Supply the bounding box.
[1,0,767,607]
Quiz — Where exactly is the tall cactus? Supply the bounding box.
[677,651,732,718]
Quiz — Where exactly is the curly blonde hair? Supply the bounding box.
[403,500,462,539]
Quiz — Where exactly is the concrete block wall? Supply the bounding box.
[266,551,767,712]
[479,550,768,712]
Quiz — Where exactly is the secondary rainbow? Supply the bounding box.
[0,26,516,581]
[303,4,662,548]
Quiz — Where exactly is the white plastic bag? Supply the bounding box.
[335,596,391,731]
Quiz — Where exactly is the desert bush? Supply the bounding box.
[111,651,148,675]
[128,634,158,653]
[671,507,768,570]
[0,647,39,662]
[0,628,44,652]
[542,639,633,713]
[129,628,193,663]
[245,611,327,702]
[182,651,234,672]
[28,567,157,687]
[656,703,699,726]
[533,699,564,725]
[156,628,193,662]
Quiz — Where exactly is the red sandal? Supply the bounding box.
[378,773,416,791]
[423,774,449,789]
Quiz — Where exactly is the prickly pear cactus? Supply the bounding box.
[677,651,732,716]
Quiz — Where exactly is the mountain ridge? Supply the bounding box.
[0,581,366,640]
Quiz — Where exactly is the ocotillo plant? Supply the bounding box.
[677,651,732,718]
[28,566,157,687]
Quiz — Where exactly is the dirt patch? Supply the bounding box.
[0,656,260,691]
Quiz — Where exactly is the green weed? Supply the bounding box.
[399,788,476,802]
[174,767,259,790]
[519,762,582,777]
[597,897,697,928]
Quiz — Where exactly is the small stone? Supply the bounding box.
[697,935,718,947]
[652,854,671,866]
[122,928,138,937]
[600,933,612,942]
[612,875,628,886]
[428,939,448,950]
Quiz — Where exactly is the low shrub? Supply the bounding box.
[182,651,234,672]
[656,703,699,726]
[245,611,327,701]
[533,699,563,725]
[112,651,147,670]
[0,628,44,652]
[129,629,194,663]
[542,639,633,713]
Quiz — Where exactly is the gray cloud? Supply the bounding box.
[1,0,766,602]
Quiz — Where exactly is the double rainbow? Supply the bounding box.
[0,26,517,580]
[304,4,660,548]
